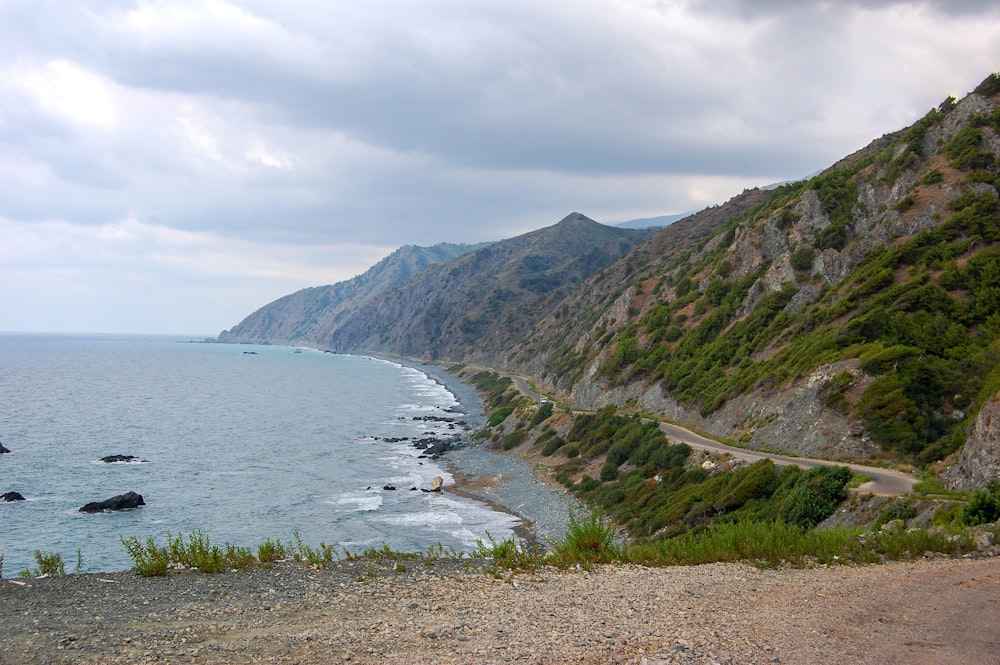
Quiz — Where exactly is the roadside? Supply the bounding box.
[493,368,917,496]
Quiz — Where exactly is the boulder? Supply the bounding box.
[2,491,25,502]
[430,476,444,492]
[79,491,145,513]
[99,454,147,464]
[0,440,10,454]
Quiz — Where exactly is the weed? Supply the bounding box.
[19,550,67,578]
[291,530,336,567]
[549,508,622,569]
[120,535,170,577]
[474,533,541,571]
[256,538,286,565]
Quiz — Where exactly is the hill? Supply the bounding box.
[321,213,654,362]
[220,74,1000,490]
[218,242,485,346]
[511,74,1000,488]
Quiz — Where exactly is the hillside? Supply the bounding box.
[218,242,483,346]
[510,74,1000,487]
[321,213,654,362]
[220,74,1000,490]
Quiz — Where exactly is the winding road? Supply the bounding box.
[506,373,916,495]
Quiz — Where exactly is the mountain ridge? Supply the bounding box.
[219,73,1000,490]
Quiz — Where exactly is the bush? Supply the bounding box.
[550,509,622,569]
[121,536,170,577]
[964,481,1000,526]
[541,436,566,456]
[20,550,66,578]
[791,247,816,272]
[775,466,852,528]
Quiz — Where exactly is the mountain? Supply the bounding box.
[218,242,485,345]
[321,213,655,361]
[511,73,1000,487]
[221,73,1000,489]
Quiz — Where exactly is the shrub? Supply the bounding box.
[473,534,541,572]
[502,430,528,450]
[257,538,286,564]
[20,550,66,578]
[791,247,816,272]
[775,466,852,528]
[541,436,566,456]
[121,536,170,577]
[550,509,622,569]
[964,481,1000,526]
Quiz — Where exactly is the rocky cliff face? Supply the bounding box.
[512,78,1000,481]
[944,394,1000,490]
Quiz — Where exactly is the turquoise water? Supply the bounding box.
[0,334,521,574]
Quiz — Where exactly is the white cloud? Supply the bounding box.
[0,0,998,332]
[0,214,393,333]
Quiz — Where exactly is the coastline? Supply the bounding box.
[410,360,581,547]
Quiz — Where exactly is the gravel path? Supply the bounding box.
[2,555,997,664]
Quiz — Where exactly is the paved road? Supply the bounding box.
[500,370,916,496]
[658,422,916,495]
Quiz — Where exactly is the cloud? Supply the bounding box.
[0,0,997,332]
[0,214,392,334]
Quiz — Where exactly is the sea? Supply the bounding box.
[0,333,539,575]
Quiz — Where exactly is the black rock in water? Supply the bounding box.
[79,491,145,513]
[0,441,10,454]
[2,491,25,502]
[100,454,146,464]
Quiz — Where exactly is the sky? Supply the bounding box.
[1,1,998,335]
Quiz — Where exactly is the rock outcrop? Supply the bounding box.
[79,491,145,513]
[99,454,147,464]
[944,394,1000,490]
[2,491,25,502]
[0,440,10,454]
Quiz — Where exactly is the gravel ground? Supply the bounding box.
[1,554,997,664]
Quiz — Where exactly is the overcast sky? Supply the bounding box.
[1,1,997,335]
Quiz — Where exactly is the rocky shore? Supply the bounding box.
[1,555,998,664]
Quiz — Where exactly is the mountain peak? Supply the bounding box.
[555,212,599,226]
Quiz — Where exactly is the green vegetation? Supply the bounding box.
[964,481,1000,526]
[18,550,67,578]
[570,92,1000,470]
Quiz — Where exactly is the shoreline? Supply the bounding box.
[409,359,581,548]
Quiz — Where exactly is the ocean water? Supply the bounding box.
[0,334,524,574]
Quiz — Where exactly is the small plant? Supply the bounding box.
[550,508,622,569]
[74,549,83,573]
[121,535,170,577]
[20,550,67,578]
[225,544,256,570]
[256,538,286,565]
[168,531,227,573]
[474,533,541,571]
[292,530,336,567]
